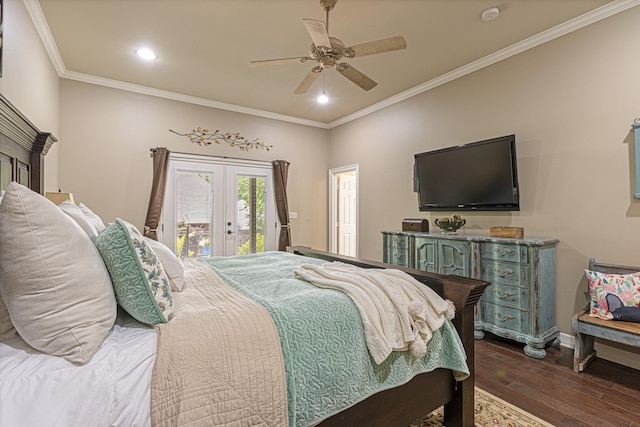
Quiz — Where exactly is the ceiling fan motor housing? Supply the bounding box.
[309,36,346,64]
[320,0,337,12]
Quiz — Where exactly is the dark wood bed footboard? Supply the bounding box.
[287,246,489,427]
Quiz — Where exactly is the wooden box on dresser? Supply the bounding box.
[382,231,560,358]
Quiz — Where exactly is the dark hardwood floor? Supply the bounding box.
[475,334,640,426]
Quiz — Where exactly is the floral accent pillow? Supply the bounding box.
[585,270,640,320]
[143,237,186,292]
[96,218,174,324]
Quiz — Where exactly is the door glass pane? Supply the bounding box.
[235,175,265,255]
[176,170,212,258]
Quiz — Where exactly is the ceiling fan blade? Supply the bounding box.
[250,57,310,67]
[303,19,331,48]
[337,63,377,91]
[294,69,321,94]
[347,36,407,57]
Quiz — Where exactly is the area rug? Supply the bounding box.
[411,387,555,427]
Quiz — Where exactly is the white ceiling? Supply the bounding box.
[31,0,636,128]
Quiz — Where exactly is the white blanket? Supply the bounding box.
[294,262,454,364]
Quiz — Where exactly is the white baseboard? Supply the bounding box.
[558,332,574,348]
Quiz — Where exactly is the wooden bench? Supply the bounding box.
[572,258,640,372]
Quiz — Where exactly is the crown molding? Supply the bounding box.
[23,0,66,75]
[27,0,640,130]
[328,0,640,128]
[60,70,330,129]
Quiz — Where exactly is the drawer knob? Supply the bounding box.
[494,289,515,299]
[493,267,514,277]
[493,247,513,257]
[493,311,515,322]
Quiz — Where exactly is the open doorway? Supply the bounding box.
[328,165,358,257]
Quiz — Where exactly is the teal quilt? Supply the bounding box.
[200,252,469,427]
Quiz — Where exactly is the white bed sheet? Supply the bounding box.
[0,311,157,427]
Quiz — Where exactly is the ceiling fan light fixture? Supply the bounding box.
[317,91,329,104]
[136,47,157,60]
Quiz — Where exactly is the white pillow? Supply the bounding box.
[0,204,12,338]
[0,296,16,341]
[59,200,100,241]
[143,237,186,291]
[0,182,117,364]
[0,191,9,339]
[78,202,106,232]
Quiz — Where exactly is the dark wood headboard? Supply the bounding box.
[0,93,57,193]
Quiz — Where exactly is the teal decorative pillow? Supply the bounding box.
[96,219,174,324]
[585,270,640,320]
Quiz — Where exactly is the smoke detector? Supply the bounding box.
[481,7,500,21]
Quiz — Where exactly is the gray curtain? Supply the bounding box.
[144,147,170,240]
[272,160,291,251]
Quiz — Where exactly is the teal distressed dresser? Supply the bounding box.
[382,231,559,358]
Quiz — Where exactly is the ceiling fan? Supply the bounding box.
[250,0,407,94]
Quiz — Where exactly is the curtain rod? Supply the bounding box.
[149,147,274,166]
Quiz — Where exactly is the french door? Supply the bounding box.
[161,154,276,257]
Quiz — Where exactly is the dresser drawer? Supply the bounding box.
[389,250,409,267]
[481,243,528,263]
[482,283,529,310]
[482,260,529,288]
[383,233,409,266]
[387,234,408,250]
[481,301,530,334]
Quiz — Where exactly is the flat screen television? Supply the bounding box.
[414,134,520,211]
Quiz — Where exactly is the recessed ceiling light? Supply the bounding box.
[481,7,500,22]
[136,48,157,60]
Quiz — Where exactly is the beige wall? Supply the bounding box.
[328,6,640,367]
[0,0,60,190]
[58,80,329,249]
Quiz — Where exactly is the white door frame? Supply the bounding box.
[160,152,277,256]
[328,164,359,256]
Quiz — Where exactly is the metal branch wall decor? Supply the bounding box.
[170,128,272,151]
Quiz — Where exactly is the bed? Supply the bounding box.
[0,93,490,427]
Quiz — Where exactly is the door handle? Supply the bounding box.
[227,230,232,235]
